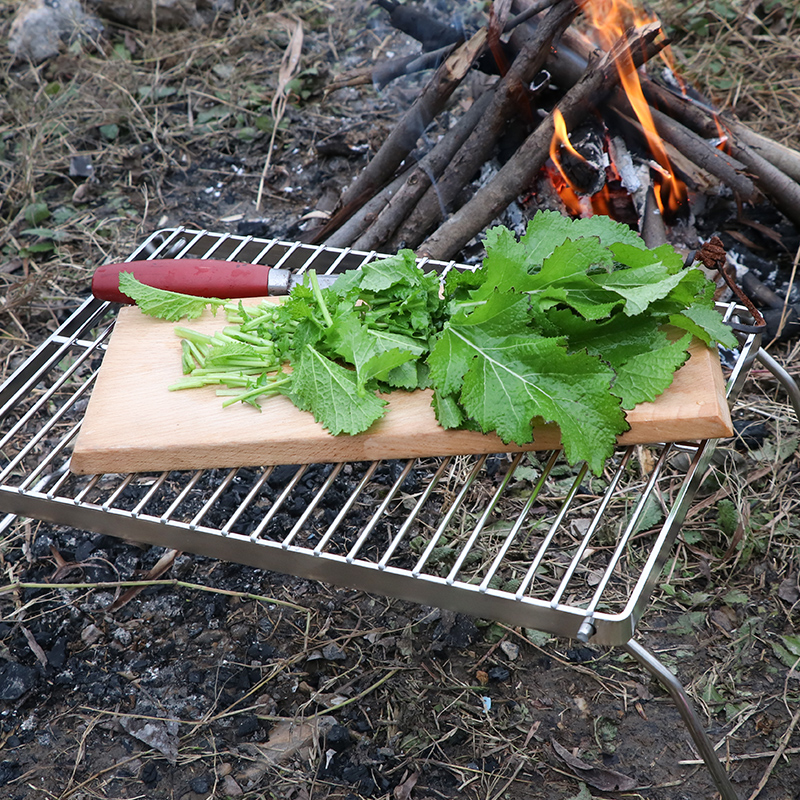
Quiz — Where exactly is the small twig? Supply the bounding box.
[680,746,800,765]
[303,667,401,719]
[0,579,310,614]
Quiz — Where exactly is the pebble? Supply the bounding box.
[222,775,243,797]
[189,775,210,793]
[8,0,103,63]
[229,624,250,641]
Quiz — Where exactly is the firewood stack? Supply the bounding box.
[309,0,800,277]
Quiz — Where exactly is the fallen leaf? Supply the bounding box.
[393,770,419,800]
[108,548,181,611]
[120,715,179,762]
[551,739,637,792]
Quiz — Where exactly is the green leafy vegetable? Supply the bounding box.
[119,271,227,321]
[122,212,738,474]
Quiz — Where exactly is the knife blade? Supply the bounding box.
[92,258,340,304]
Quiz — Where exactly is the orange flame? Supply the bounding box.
[546,0,692,220]
[578,0,686,216]
[549,109,592,217]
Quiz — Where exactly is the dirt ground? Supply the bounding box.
[1,1,800,799]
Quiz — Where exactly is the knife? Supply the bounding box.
[92,258,340,304]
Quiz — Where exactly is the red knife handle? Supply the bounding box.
[92,259,275,303]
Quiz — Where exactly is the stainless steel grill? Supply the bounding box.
[0,228,762,800]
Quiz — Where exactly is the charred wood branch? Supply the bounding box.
[639,185,667,247]
[387,0,578,250]
[372,44,457,91]
[420,22,669,261]
[348,90,494,252]
[313,28,488,245]
[554,121,607,195]
[609,101,756,200]
[503,0,563,32]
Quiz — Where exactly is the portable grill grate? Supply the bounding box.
[0,228,762,800]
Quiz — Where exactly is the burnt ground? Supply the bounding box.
[2,1,800,799]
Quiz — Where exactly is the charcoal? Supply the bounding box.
[0,661,39,701]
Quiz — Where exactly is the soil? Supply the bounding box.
[1,2,800,800]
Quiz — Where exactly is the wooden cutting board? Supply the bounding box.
[71,302,733,475]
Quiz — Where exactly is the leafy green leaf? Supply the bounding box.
[611,332,691,409]
[119,272,227,321]
[24,202,50,225]
[431,389,464,429]
[771,639,800,669]
[289,345,386,435]
[670,305,738,348]
[429,294,627,474]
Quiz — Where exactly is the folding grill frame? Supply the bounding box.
[1,228,762,800]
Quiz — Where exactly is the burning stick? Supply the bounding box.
[420,21,669,261]
[611,103,757,201]
[513,0,800,228]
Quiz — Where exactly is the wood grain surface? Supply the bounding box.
[71,302,733,474]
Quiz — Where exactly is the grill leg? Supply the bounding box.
[624,638,740,800]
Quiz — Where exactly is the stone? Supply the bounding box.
[8,0,103,63]
[221,775,243,797]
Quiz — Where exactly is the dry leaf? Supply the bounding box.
[393,771,419,800]
[121,714,179,762]
[107,548,180,611]
[778,575,800,604]
[257,14,304,209]
[551,739,637,792]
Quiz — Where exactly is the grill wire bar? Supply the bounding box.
[0,228,762,800]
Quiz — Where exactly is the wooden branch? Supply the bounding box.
[419,23,669,261]
[609,100,757,200]
[639,186,667,247]
[729,124,800,185]
[322,169,411,250]
[389,0,579,250]
[311,28,488,245]
[348,90,493,251]
[727,141,800,230]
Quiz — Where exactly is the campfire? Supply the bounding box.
[309,0,800,337]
